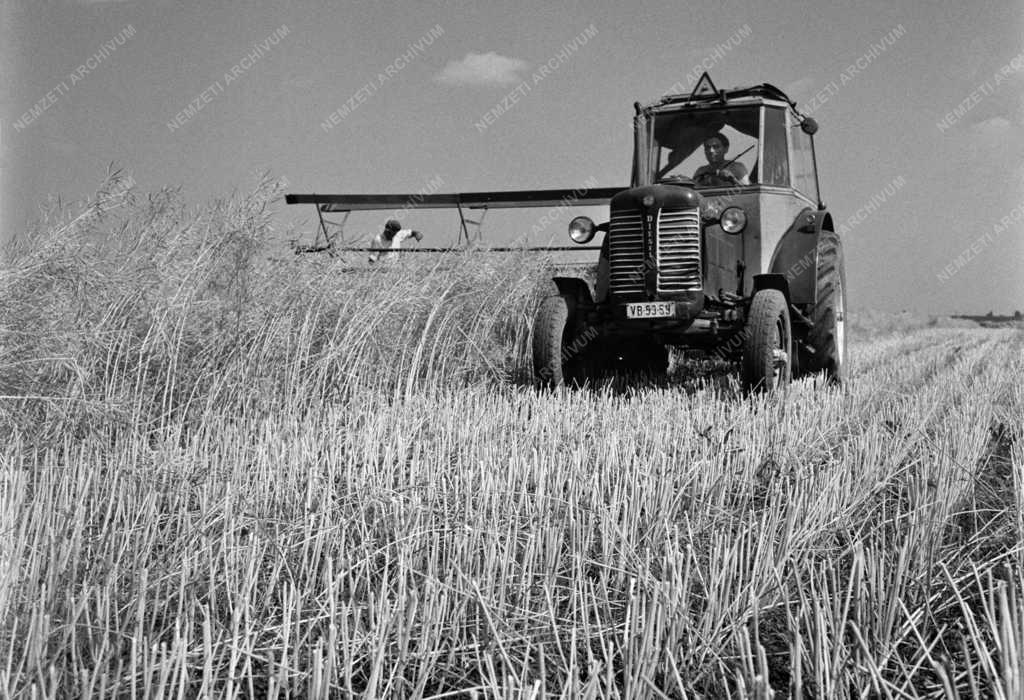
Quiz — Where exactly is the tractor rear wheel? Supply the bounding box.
[804,230,847,383]
[742,289,792,392]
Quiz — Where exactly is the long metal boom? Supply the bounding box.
[285,187,624,212]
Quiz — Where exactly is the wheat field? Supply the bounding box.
[1,176,1022,698]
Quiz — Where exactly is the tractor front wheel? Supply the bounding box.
[741,289,792,392]
[533,294,600,387]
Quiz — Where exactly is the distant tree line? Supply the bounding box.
[951,310,1023,324]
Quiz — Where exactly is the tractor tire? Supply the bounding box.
[804,230,847,383]
[533,294,600,387]
[741,289,792,392]
[533,294,572,387]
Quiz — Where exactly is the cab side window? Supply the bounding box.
[791,118,818,201]
[761,107,789,187]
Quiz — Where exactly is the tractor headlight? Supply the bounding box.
[568,216,596,244]
[720,207,747,234]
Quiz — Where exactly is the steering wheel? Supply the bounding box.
[659,174,695,186]
[694,171,735,187]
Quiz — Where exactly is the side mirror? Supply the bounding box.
[801,117,819,135]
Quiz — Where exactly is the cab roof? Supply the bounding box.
[640,77,804,118]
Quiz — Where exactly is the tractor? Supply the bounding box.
[532,73,846,391]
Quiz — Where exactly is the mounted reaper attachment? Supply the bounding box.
[286,73,847,392]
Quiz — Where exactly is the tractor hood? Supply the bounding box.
[610,183,702,210]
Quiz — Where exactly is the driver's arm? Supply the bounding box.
[725,162,749,185]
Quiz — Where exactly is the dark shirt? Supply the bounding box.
[693,161,749,185]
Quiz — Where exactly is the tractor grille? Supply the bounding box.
[608,206,702,297]
[608,208,645,295]
[656,208,702,293]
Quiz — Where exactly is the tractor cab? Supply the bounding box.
[634,85,817,195]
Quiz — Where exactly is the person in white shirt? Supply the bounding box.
[368,219,422,263]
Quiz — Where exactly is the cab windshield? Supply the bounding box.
[639,106,761,188]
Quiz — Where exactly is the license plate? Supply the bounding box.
[626,302,675,319]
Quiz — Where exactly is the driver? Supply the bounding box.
[693,133,749,186]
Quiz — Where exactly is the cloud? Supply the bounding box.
[434,52,528,86]
[971,116,1013,134]
[960,114,1024,159]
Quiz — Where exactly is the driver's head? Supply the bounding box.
[703,134,729,164]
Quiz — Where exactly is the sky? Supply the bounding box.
[1,0,1022,315]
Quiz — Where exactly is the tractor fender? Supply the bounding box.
[767,208,834,305]
[752,273,790,302]
[552,273,597,306]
